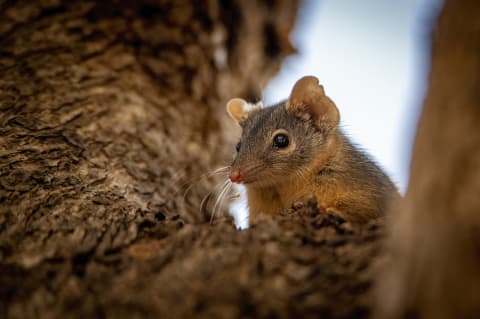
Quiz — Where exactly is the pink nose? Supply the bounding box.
[229,171,243,183]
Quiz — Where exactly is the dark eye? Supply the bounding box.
[235,142,241,152]
[273,133,289,148]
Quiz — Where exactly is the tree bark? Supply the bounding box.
[376,1,480,318]
[0,1,309,317]
[1,2,383,317]
[6,1,478,319]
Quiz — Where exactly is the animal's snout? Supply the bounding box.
[229,171,243,183]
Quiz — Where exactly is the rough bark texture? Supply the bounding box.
[376,1,480,318]
[0,1,385,318]
[0,1,311,317]
[3,0,478,319]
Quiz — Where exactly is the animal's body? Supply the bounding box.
[226,76,399,224]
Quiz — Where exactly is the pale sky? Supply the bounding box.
[231,0,442,228]
[263,0,442,192]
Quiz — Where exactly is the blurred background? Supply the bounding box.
[265,0,442,192]
[232,0,443,227]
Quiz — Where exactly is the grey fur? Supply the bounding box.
[231,101,400,223]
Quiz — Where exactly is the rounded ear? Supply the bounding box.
[286,76,340,129]
[226,98,262,125]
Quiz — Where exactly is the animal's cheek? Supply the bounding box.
[261,154,281,168]
[265,155,289,170]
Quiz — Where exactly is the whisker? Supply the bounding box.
[211,180,231,217]
[228,193,241,201]
[186,166,230,189]
[200,192,214,218]
[199,178,230,215]
[183,166,230,189]
[217,182,233,222]
[182,166,230,201]
[210,180,232,224]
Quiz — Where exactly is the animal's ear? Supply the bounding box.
[226,98,262,125]
[286,76,339,129]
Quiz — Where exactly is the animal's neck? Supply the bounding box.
[246,172,314,219]
[246,185,283,220]
[307,130,344,178]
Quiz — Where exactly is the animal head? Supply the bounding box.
[226,76,340,188]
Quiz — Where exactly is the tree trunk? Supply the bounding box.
[0,1,306,317]
[1,2,384,318]
[0,0,389,317]
[376,0,480,318]
[6,1,478,319]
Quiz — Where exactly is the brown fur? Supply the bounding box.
[227,76,399,224]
